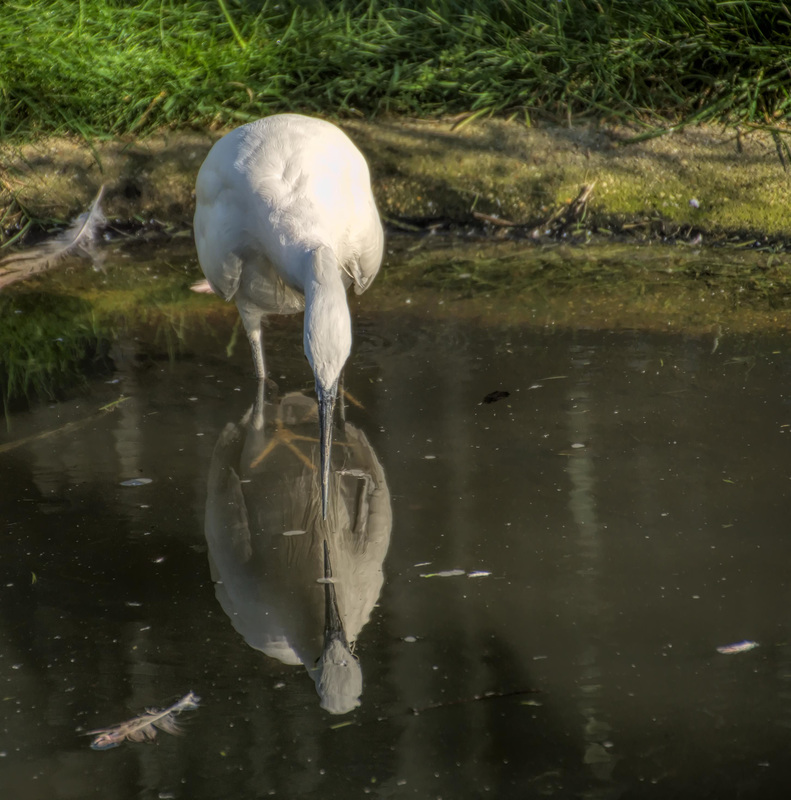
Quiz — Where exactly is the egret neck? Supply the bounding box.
[303,248,352,518]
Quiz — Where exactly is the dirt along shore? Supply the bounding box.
[2,117,790,244]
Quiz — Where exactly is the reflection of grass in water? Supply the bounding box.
[51,256,233,361]
[384,242,791,309]
[0,291,112,414]
[397,245,791,307]
[372,239,791,332]
[4,238,791,417]
[0,248,236,416]
[0,260,214,415]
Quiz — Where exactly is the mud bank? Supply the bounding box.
[1,119,790,244]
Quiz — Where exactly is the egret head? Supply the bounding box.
[303,253,352,518]
[315,637,362,715]
[312,540,362,714]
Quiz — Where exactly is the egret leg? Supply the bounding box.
[252,378,265,431]
[247,327,266,380]
[241,380,269,473]
[238,305,266,379]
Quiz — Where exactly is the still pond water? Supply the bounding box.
[1,240,791,799]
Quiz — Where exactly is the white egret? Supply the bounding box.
[205,391,392,714]
[194,114,384,518]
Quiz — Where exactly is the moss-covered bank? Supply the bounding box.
[2,119,790,246]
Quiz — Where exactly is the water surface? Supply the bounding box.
[1,242,790,798]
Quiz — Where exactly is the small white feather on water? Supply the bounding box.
[420,569,492,578]
[716,640,758,655]
[420,569,466,578]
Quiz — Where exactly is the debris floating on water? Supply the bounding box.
[716,640,759,655]
[420,569,493,579]
[419,569,466,578]
[87,691,200,750]
[482,390,510,404]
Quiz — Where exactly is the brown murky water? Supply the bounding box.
[1,241,791,798]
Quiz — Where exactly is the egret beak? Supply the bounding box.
[323,540,348,648]
[317,380,338,519]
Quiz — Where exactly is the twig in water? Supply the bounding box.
[473,211,518,227]
[409,687,542,715]
[0,396,129,454]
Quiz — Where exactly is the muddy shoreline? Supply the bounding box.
[2,118,791,247]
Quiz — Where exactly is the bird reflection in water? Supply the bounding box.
[204,391,391,714]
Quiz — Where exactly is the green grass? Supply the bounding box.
[2,1,791,139]
[0,290,111,413]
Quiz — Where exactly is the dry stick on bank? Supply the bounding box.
[540,182,596,234]
[471,183,595,234]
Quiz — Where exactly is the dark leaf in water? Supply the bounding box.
[482,390,510,404]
